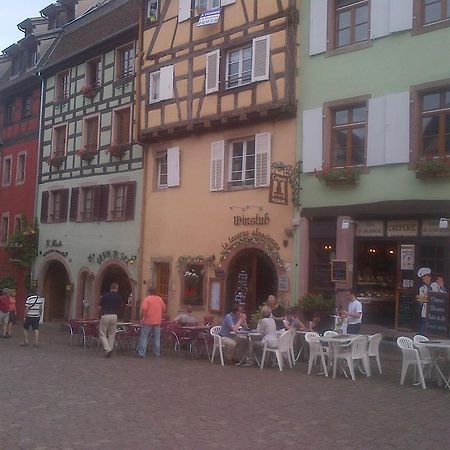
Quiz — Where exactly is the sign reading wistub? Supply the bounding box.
[234,213,270,226]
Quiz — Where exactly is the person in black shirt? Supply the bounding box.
[267,294,285,330]
[98,282,124,357]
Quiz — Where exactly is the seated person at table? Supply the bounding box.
[308,312,321,332]
[284,307,306,331]
[173,305,197,325]
[220,303,249,364]
[256,305,278,348]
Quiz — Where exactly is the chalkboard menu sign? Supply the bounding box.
[397,290,414,329]
[426,292,449,338]
[331,260,347,282]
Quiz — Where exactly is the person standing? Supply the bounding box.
[267,294,285,330]
[416,267,432,334]
[0,288,10,338]
[21,291,44,347]
[343,289,362,334]
[6,288,17,337]
[137,286,166,358]
[98,282,124,357]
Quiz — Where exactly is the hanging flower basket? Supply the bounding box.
[107,144,129,159]
[76,147,97,162]
[46,154,66,168]
[415,157,450,179]
[314,167,361,185]
[80,85,97,99]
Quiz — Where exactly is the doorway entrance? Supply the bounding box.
[99,265,132,320]
[226,248,278,316]
[43,261,70,321]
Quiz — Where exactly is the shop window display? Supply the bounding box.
[182,264,204,306]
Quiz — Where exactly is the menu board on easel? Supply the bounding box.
[396,290,414,330]
[426,292,449,338]
[331,260,347,282]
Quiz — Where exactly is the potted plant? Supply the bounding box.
[76,147,97,162]
[415,156,450,178]
[108,144,129,159]
[300,293,334,330]
[314,167,361,185]
[80,85,97,99]
[6,218,39,268]
[45,153,66,168]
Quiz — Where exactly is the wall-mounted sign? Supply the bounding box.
[233,213,270,226]
[355,221,384,237]
[42,249,68,258]
[197,7,221,26]
[422,219,450,237]
[269,172,289,205]
[400,244,415,271]
[278,275,289,292]
[88,250,136,265]
[387,220,418,237]
[46,239,63,247]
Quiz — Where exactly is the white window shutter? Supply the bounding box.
[255,132,271,187]
[251,35,270,82]
[178,0,191,22]
[385,92,410,164]
[389,0,413,33]
[309,0,328,56]
[302,108,323,173]
[370,0,390,39]
[159,65,174,101]
[205,50,220,94]
[210,140,225,191]
[221,0,235,5]
[167,146,180,187]
[367,96,387,167]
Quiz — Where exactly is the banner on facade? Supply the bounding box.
[197,7,221,26]
[355,220,384,237]
[387,220,418,237]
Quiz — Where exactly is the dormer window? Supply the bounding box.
[11,57,21,77]
[25,47,37,69]
[196,0,220,13]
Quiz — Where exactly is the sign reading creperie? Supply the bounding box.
[387,220,418,237]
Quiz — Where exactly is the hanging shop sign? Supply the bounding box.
[233,212,270,226]
[269,171,289,205]
[355,221,384,237]
[387,220,418,237]
[422,219,450,237]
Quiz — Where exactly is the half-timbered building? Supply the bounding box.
[35,0,142,321]
[138,0,299,321]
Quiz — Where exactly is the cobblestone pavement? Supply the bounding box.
[1,324,450,450]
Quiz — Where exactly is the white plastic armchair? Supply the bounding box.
[305,332,328,377]
[413,334,432,364]
[210,326,224,366]
[260,330,294,372]
[324,330,338,337]
[368,333,383,374]
[397,336,428,389]
[333,335,370,380]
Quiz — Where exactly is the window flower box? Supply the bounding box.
[46,154,66,168]
[76,147,97,162]
[107,144,130,159]
[314,167,360,185]
[80,85,97,99]
[415,157,450,179]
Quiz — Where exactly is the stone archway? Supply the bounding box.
[41,259,71,321]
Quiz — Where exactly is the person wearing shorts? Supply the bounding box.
[21,293,43,347]
[0,288,10,337]
[6,289,17,337]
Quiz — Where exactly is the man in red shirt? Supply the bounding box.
[137,286,166,358]
[0,288,10,337]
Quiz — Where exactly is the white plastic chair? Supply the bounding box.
[413,334,432,363]
[333,335,370,380]
[210,326,224,366]
[397,336,428,389]
[324,330,338,337]
[368,333,383,374]
[305,332,328,377]
[260,330,294,371]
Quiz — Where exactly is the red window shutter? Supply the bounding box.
[41,192,49,223]
[93,185,109,221]
[60,189,69,222]
[117,108,131,145]
[125,182,136,220]
[69,188,79,222]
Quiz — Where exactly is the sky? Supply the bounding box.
[0,0,52,51]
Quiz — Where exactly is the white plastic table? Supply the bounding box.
[414,340,450,389]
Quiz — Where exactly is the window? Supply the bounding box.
[83,116,99,151]
[229,138,255,187]
[52,125,67,156]
[117,45,134,79]
[44,189,69,223]
[330,103,367,167]
[22,94,32,118]
[5,102,15,124]
[110,182,136,221]
[154,262,169,302]
[16,153,26,184]
[11,57,21,77]
[182,264,204,306]
[146,0,159,24]
[51,190,63,222]
[80,187,95,221]
[113,108,131,145]
[25,47,37,68]
[148,66,173,104]
[1,156,12,186]
[56,71,70,101]
[334,0,369,48]
[0,214,9,243]
[156,152,168,189]
[422,0,450,25]
[420,88,450,157]
[86,58,102,88]
[14,216,22,233]
[196,0,220,12]
[149,71,161,103]
[226,45,252,89]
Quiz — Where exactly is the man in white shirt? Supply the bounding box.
[21,292,44,347]
[343,289,362,334]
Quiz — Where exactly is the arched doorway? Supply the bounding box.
[99,265,132,320]
[226,248,278,316]
[43,260,70,321]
